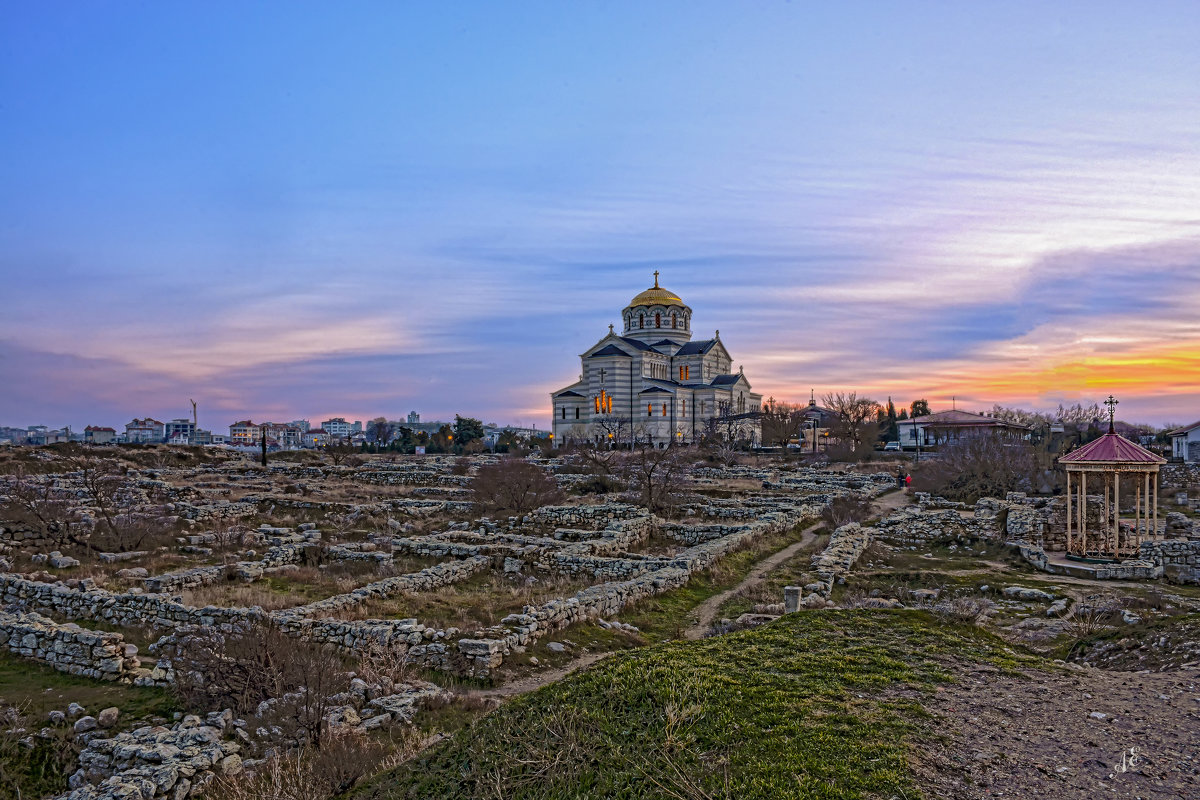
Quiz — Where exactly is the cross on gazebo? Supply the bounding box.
[653,270,659,287]
[1104,395,1119,434]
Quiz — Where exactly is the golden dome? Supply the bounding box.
[629,271,683,307]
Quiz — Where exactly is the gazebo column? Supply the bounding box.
[1080,472,1087,555]
[1108,474,1118,556]
[1103,473,1110,555]
[1065,471,1073,552]
[1147,474,1156,544]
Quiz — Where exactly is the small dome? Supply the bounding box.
[629,271,683,307]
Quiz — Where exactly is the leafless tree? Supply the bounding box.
[760,397,805,447]
[911,435,1037,502]
[367,417,393,445]
[471,459,565,515]
[164,621,349,748]
[821,391,880,449]
[0,467,89,549]
[619,446,693,514]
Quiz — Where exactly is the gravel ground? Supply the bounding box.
[911,663,1200,799]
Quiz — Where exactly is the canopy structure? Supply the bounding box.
[1059,396,1165,560]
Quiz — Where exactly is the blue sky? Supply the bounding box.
[2,2,1199,430]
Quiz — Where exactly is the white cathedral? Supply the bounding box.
[551,273,763,447]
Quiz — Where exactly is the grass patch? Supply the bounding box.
[331,571,601,631]
[623,519,816,642]
[350,610,1029,800]
[0,651,177,723]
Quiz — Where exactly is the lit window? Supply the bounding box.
[647,403,653,415]
[661,403,667,417]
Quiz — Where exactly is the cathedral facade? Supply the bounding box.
[551,274,763,447]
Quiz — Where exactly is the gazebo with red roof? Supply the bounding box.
[1059,396,1165,560]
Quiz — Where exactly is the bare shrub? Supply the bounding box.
[471,459,564,515]
[911,436,1037,503]
[931,596,994,625]
[619,447,692,514]
[820,496,873,529]
[0,467,89,549]
[164,621,348,747]
[211,725,424,800]
[354,639,414,693]
[1064,592,1120,641]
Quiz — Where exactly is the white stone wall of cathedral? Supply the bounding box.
[622,304,692,344]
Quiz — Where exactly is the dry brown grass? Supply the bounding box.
[329,571,599,631]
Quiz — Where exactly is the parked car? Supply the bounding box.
[883,441,902,451]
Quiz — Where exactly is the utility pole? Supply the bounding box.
[260,424,268,467]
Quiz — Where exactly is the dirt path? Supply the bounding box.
[683,488,912,640]
[473,651,612,700]
[474,491,916,696]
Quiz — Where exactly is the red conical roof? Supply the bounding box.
[1059,432,1165,464]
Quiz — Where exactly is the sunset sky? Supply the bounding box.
[2,2,1199,431]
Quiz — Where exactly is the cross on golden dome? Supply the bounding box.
[628,271,684,307]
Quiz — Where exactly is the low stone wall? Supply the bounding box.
[810,523,873,596]
[0,610,143,683]
[1140,539,1200,584]
[1162,462,1200,491]
[274,556,489,620]
[874,507,979,545]
[528,503,645,528]
[0,522,59,550]
[0,573,264,633]
[62,713,242,799]
[659,523,747,545]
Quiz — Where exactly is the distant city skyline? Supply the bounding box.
[2,3,1199,427]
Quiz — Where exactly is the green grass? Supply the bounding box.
[623,520,817,642]
[350,610,1030,800]
[0,651,179,798]
[0,651,178,722]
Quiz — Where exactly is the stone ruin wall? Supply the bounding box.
[0,610,148,684]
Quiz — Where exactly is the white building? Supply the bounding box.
[125,418,165,443]
[1168,421,1200,463]
[896,409,1031,448]
[552,274,762,447]
[321,417,352,438]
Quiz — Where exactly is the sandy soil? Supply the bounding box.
[911,663,1200,799]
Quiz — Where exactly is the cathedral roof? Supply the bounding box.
[588,344,632,358]
[711,374,743,385]
[676,339,717,355]
[618,336,659,352]
[628,272,684,307]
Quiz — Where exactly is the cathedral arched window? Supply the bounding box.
[655,313,661,328]
[639,314,644,329]
[575,408,580,419]
[661,403,667,417]
[671,315,677,329]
